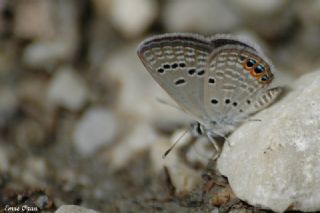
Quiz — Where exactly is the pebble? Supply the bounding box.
[185,137,214,167]
[110,0,158,38]
[218,70,320,212]
[20,157,47,187]
[73,107,118,156]
[22,40,76,70]
[150,130,202,193]
[47,67,89,111]
[162,0,239,33]
[109,122,157,168]
[21,0,78,69]
[228,0,288,15]
[55,205,100,213]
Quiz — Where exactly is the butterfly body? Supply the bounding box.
[137,33,282,140]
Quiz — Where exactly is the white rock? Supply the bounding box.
[23,40,76,70]
[109,122,157,168]
[110,0,158,38]
[55,205,100,213]
[218,70,320,212]
[150,130,202,193]
[185,137,214,167]
[151,129,193,173]
[162,0,239,33]
[47,67,88,111]
[228,0,287,16]
[21,157,47,187]
[21,1,78,69]
[74,107,118,156]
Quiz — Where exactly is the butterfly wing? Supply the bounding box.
[204,42,282,130]
[137,33,282,135]
[137,33,213,123]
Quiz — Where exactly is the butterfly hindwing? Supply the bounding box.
[204,44,280,127]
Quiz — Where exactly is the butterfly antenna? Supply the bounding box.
[162,127,191,159]
[248,118,262,122]
[156,97,183,112]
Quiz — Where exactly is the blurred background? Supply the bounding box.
[0,0,320,212]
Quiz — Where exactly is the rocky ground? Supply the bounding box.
[0,0,320,212]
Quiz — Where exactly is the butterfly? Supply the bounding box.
[137,33,282,156]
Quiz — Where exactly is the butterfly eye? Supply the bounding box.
[246,59,256,67]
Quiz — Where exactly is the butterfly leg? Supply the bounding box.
[207,133,222,161]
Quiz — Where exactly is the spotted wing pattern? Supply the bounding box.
[137,33,213,122]
[137,33,282,135]
[204,45,281,130]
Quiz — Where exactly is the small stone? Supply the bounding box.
[74,107,118,156]
[23,40,76,70]
[21,0,78,69]
[217,70,320,212]
[228,0,288,15]
[55,205,100,213]
[109,122,157,168]
[20,157,47,187]
[150,129,192,173]
[110,0,158,38]
[150,130,202,193]
[185,137,214,167]
[47,67,88,111]
[35,195,49,209]
[211,186,236,206]
[162,0,239,33]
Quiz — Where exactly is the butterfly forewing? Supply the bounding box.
[137,33,213,122]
